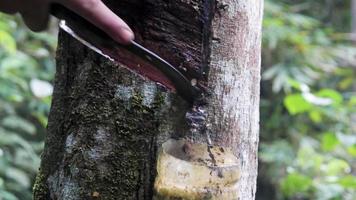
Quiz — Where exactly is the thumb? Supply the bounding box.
[20,0,50,32]
[58,0,134,44]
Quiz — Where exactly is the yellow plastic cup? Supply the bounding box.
[154,139,240,200]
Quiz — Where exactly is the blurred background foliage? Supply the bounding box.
[259,0,356,200]
[0,0,355,200]
[0,14,56,200]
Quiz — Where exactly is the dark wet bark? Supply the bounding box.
[33,0,263,199]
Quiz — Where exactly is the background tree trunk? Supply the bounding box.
[33,0,263,199]
[351,0,356,135]
[352,0,356,35]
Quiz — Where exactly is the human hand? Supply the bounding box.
[0,0,134,44]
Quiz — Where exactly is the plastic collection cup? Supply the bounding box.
[154,139,240,200]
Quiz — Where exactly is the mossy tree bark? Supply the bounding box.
[33,0,263,199]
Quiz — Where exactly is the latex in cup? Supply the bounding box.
[154,139,240,200]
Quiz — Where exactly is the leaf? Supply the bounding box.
[325,159,350,175]
[321,132,339,151]
[5,167,31,188]
[0,52,38,76]
[284,94,312,114]
[338,176,356,189]
[0,129,35,152]
[262,63,281,80]
[297,145,323,170]
[287,79,302,91]
[281,173,313,197]
[259,140,295,164]
[347,145,356,157]
[316,89,343,107]
[1,115,36,135]
[337,133,356,147]
[0,30,16,53]
[14,148,40,172]
[287,13,319,29]
[302,93,333,106]
[272,69,289,92]
[338,77,353,90]
[0,190,19,200]
[309,110,322,123]
[349,96,356,106]
[315,184,343,200]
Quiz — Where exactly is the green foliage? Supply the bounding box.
[0,14,56,200]
[281,172,313,197]
[284,93,312,115]
[321,132,340,151]
[260,0,356,199]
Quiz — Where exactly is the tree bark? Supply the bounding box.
[33,0,263,199]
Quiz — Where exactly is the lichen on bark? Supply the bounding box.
[34,31,181,199]
[33,168,48,200]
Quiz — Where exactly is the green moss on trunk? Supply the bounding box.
[33,169,48,200]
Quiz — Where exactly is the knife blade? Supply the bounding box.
[50,3,199,103]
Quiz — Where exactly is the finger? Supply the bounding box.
[59,0,134,44]
[20,2,50,32]
[0,0,19,14]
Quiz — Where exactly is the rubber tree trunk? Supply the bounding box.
[33,0,263,199]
